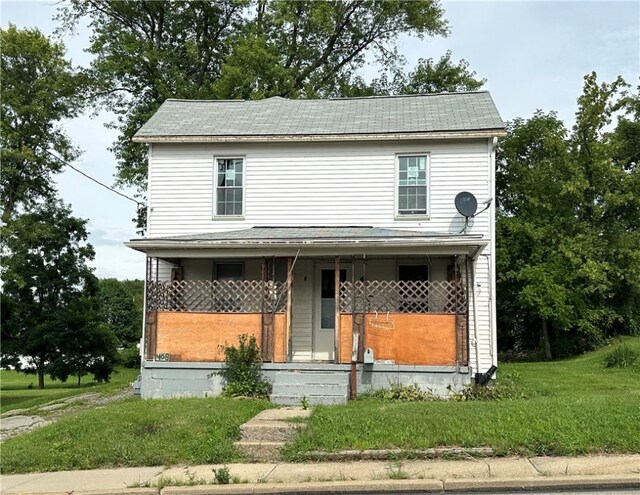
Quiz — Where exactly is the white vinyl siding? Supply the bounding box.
[147,140,490,237]
[146,138,495,371]
[291,259,313,361]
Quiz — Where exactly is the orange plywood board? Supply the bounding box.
[339,315,354,364]
[272,314,287,363]
[339,313,457,366]
[156,312,263,362]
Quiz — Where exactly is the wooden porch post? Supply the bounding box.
[334,256,340,363]
[286,257,293,362]
[261,258,274,362]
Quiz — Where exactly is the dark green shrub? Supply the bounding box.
[117,344,141,368]
[218,334,270,399]
[603,344,638,368]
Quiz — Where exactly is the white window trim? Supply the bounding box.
[213,155,246,219]
[394,152,431,220]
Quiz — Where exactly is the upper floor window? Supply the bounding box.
[397,155,428,216]
[216,158,244,216]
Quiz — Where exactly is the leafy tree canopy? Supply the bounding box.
[56,0,486,229]
[496,73,640,358]
[0,201,115,388]
[0,25,83,223]
[98,278,143,346]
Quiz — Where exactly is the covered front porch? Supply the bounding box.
[128,227,486,400]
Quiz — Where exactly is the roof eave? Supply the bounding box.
[125,236,488,253]
[132,129,507,144]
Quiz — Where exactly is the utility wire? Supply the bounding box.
[45,148,145,207]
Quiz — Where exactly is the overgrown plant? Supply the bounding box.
[603,344,638,369]
[448,371,526,401]
[213,465,231,485]
[365,382,441,402]
[218,334,270,399]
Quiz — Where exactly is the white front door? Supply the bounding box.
[313,264,348,361]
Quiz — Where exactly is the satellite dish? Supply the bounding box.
[455,191,478,217]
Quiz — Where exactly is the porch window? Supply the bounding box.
[215,262,244,281]
[397,155,428,216]
[215,158,244,216]
[214,262,244,312]
[398,264,429,312]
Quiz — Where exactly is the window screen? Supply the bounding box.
[216,158,244,216]
[398,155,427,215]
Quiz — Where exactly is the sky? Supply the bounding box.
[2,1,639,280]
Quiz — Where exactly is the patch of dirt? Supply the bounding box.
[0,388,134,443]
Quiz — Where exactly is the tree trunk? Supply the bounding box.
[77,373,81,387]
[38,370,45,389]
[542,318,552,360]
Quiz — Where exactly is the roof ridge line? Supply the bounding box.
[163,91,490,104]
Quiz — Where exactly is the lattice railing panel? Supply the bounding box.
[147,280,286,313]
[340,280,466,314]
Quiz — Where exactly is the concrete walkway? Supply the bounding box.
[1,455,639,494]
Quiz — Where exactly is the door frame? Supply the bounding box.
[312,262,351,361]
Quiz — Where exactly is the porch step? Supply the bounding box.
[269,371,350,406]
[269,393,348,406]
[235,407,310,461]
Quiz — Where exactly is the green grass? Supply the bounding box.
[282,336,640,459]
[0,367,140,414]
[0,397,273,474]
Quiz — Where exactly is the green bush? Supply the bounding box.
[218,334,270,399]
[603,344,638,368]
[117,344,141,368]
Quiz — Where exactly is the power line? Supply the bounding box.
[45,149,145,207]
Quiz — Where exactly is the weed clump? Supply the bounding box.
[603,344,638,369]
[365,382,440,402]
[218,334,270,399]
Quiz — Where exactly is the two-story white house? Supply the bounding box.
[127,93,506,404]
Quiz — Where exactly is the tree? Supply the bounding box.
[496,73,640,358]
[0,25,83,223]
[346,50,485,96]
[57,0,456,229]
[98,278,143,347]
[0,202,115,388]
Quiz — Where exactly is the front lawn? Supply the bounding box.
[282,337,640,459]
[1,396,272,473]
[0,367,140,414]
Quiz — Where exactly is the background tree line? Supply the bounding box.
[1,1,637,385]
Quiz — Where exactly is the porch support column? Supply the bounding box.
[261,257,274,362]
[334,256,341,363]
[286,256,293,362]
[144,256,159,361]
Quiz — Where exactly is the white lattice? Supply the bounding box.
[147,280,286,313]
[340,280,466,314]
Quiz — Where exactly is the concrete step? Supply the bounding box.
[240,420,303,442]
[234,440,284,461]
[271,382,349,396]
[270,393,349,406]
[272,371,350,385]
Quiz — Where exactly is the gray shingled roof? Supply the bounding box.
[132,226,481,243]
[134,92,504,140]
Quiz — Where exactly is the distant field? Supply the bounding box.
[0,367,140,413]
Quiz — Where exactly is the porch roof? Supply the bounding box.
[126,226,488,257]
